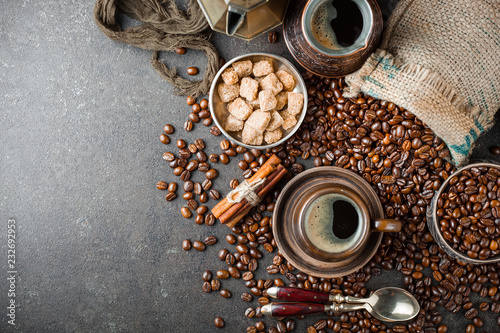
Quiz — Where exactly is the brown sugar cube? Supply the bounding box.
[258,90,277,112]
[275,91,288,111]
[264,129,283,144]
[221,67,239,85]
[247,98,260,110]
[224,115,244,132]
[239,77,259,101]
[260,73,283,96]
[276,70,295,91]
[252,60,274,77]
[242,123,263,145]
[232,60,253,77]
[218,82,240,103]
[227,97,253,120]
[287,92,304,115]
[266,110,284,131]
[280,109,298,130]
[246,110,271,132]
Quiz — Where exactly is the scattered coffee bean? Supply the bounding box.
[167,182,178,192]
[165,192,177,201]
[174,47,186,54]
[200,99,209,110]
[187,67,199,75]
[162,152,175,161]
[490,146,500,155]
[214,317,224,328]
[184,120,193,131]
[205,236,217,246]
[202,179,212,191]
[182,239,191,251]
[192,240,205,251]
[205,213,215,226]
[268,31,278,43]
[211,279,221,291]
[187,199,198,210]
[210,126,221,136]
[220,289,231,298]
[156,181,168,190]
[209,189,220,200]
[206,169,218,180]
[160,134,170,144]
[180,207,192,218]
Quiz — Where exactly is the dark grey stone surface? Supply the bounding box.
[1,1,499,332]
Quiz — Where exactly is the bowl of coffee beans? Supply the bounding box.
[427,162,500,264]
[209,53,307,149]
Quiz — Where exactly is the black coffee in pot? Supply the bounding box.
[330,0,363,47]
[311,0,364,50]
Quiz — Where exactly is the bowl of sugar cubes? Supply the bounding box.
[209,53,308,149]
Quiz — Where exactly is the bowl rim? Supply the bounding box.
[209,52,308,150]
[427,162,500,264]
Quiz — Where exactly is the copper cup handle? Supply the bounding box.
[372,219,402,233]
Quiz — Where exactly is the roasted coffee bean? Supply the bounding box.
[202,270,212,282]
[195,214,204,225]
[192,103,201,113]
[209,154,218,163]
[182,239,191,250]
[186,96,196,105]
[268,31,278,43]
[159,134,170,144]
[186,160,199,172]
[192,240,205,251]
[241,292,253,302]
[219,57,226,68]
[205,236,217,246]
[162,152,175,161]
[187,199,198,210]
[255,321,265,331]
[217,270,230,279]
[165,192,177,201]
[187,66,199,75]
[184,120,193,131]
[163,124,175,134]
[201,179,212,191]
[245,307,256,318]
[178,149,191,159]
[210,279,221,291]
[230,179,239,189]
[180,207,192,218]
[220,153,230,164]
[203,212,214,226]
[188,113,199,124]
[220,289,232,298]
[203,117,213,126]
[156,181,168,190]
[210,126,222,136]
[183,180,194,192]
[202,281,211,293]
[209,189,220,200]
[206,169,218,180]
[167,182,178,192]
[182,192,193,200]
[490,146,500,155]
[228,266,241,279]
[198,162,210,172]
[199,192,208,203]
[214,317,224,328]
[220,140,230,150]
[174,47,186,54]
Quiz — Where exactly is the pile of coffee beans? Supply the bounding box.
[437,165,500,260]
[157,72,500,332]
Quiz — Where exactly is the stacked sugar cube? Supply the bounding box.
[217,59,304,146]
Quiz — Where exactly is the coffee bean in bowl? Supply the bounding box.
[427,162,500,264]
[209,53,308,150]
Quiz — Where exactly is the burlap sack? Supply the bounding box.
[344,0,500,166]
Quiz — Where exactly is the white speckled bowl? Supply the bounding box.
[209,53,308,149]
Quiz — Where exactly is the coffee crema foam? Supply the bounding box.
[310,2,342,50]
[304,193,363,253]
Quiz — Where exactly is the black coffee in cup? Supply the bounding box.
[305,193,362,253]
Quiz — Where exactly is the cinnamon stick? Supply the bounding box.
[225,166,288,228]
[219,165,285,224]
[211,154,281,218]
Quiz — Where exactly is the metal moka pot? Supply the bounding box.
[197,0,290,41]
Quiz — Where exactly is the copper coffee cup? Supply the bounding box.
[283,0,383,77]
[273,167,401,278]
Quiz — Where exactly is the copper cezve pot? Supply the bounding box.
[283,0,383,77]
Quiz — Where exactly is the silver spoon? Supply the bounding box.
[263,287,419,322]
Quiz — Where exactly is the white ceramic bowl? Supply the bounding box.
[209,53,307,149]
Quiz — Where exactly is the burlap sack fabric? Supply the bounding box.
[94,0,219,98]
[344,0,500,166]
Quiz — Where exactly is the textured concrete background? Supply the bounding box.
[1,0,499,332]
